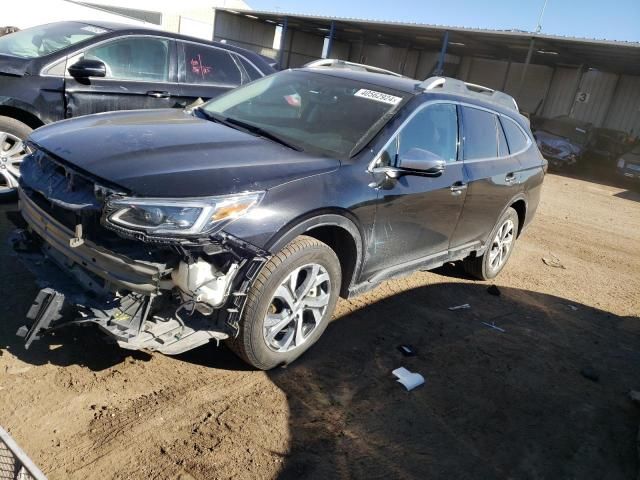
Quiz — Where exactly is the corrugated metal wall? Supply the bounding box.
[414,51,442,79]
[213,11,276,57]
[603,75,640,135]
[284,30,324,67]
[459,58,509,90]
[329,39,351,61]
[503,63,553,115]
[570,69,619,127]
[541,67,581,118]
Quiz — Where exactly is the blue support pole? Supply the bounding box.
[325,20,336,59]
[434,30,449,76]
[278,17,288,69]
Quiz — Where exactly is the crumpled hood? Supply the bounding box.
[535,130,583,160]
[0,54,30,76]
[28,109,340,197]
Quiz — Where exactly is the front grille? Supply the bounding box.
[19,150,175,262]
[20,149,102,230]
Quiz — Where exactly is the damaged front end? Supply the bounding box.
[12,148,267,355]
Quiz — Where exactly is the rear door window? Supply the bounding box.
[236,55,263,82]
[501,117,530,153]
[183,43,242,85]
[83,37,170,81]
[461,106,498,160]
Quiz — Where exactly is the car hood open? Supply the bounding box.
[29,109,340,197]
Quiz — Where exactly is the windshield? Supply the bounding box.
[201,70,409,158]
[540,118,589,145]
[0,22,109,59]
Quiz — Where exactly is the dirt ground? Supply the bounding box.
[1,173,639,480]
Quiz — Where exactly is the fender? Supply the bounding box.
[0,97,47,128]
[496,192,529,239]
[266,211,365,288]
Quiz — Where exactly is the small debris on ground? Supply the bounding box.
[629,391,640,403]
[397,345,417,357]
[542,255,566,269]
[392,367,425,391]
[487,285,501,296]
[481,322,506,333]
[580,366,600,382]
[566,304,578,311]
[449,303,471,311]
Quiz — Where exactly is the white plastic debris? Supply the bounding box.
[481,322,506,333]
[448,303,471,311]
[392,367,425,391]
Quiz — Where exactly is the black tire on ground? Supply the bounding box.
[0,115,33,200]
[227,235,342,370]
[463,207,520,280]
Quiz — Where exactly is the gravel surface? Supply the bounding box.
[0,173,639,479]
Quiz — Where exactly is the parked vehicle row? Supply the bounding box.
[0,21,276,195]
[532,115,638,178]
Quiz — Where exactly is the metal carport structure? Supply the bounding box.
[213,8,640,134]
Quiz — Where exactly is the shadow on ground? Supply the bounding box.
[264,282,640,479]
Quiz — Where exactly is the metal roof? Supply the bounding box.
[217,8,640,75]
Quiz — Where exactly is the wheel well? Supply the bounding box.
[510,199,526,236]
[304,225,358,297]
[0,106,44,130]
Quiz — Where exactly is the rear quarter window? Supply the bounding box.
[183,43,241,85]
[501,117,530,153]
[461,106,498,160]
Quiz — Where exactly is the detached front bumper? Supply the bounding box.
[19,187,167,295]
[13,188,244,355]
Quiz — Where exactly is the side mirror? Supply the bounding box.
[68,59,106,79]
[398,148,446,175]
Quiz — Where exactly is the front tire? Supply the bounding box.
[464,207,519,280]
[0,116,32,199]
[228,235,341,370]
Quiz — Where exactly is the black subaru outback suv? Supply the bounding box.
[13,68,545,369]
[0,21,275,196]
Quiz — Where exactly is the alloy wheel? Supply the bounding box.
[488,218,514,272]
[0,132,28,195]
[263,263,331,353]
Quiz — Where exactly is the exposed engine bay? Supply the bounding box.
[12,148,268,354]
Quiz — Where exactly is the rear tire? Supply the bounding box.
[0,116,32,200]
[464,207,519,280]
[227,235,341,370]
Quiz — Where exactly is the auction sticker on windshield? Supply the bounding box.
[354,89,402,105]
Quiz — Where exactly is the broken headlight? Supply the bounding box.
[105,192,264,236]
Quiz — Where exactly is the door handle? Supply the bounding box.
[450,182,467,195]
[146,91,170,98]
[505,173,517,184]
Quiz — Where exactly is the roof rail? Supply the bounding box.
[420,76,519,112]
[304,59,404,77]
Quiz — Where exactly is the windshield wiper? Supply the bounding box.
[223,117,303,151]
[193,108,301,151]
